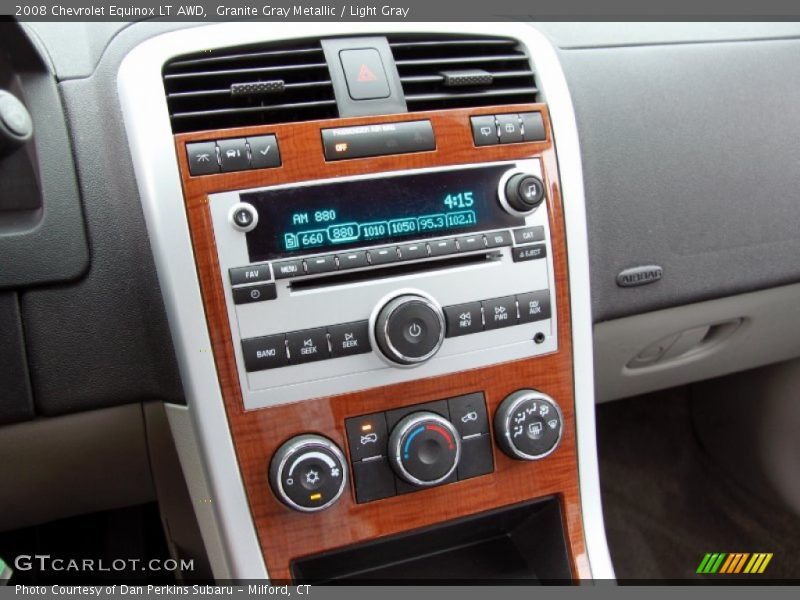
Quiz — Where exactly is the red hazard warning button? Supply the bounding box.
[339,48,390,100]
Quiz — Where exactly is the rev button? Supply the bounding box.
[287,328,330,365]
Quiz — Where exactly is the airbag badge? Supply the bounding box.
[617,265,663,287]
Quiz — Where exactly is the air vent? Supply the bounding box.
[163,40,337,134]
[388,35,538,112]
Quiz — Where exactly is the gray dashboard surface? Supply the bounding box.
[556,36,800,321]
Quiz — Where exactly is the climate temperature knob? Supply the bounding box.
[269,434,347,512]
[494,390,563,460]
[389,412,461,486]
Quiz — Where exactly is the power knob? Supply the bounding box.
[374,294,445,366]
[500,172,545,216]
[269,434,347,512]
[389,412,461,486]
[494,390,563,460]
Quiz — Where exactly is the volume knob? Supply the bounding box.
[374,294,445,366]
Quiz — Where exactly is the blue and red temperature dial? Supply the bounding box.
[389,412,462,486]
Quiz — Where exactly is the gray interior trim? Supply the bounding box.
[0,404,154,533]
[559,38,800,322]
[594,283,800,402]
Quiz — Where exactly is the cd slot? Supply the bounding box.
[290,252,502,291]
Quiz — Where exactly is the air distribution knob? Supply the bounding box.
[389,412,461,486]
[374,294,445,366]
[502,172,545,215]
[494,390,563,460]
[269,434,347,512]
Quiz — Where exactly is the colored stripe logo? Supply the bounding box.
[697,553,773,574]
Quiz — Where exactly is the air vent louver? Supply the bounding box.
[163,40,337,134]
[388,35,538,112]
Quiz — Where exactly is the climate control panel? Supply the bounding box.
[268,390,564,512]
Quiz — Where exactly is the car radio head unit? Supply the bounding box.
[209,158,558,410]
[241,165,525,261]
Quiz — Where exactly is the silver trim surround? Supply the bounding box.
[497,169,543,218]
[118,21,613,581]
[495,389,564,461]
[389,412,462,487]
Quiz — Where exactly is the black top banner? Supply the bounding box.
[6,0,800,21]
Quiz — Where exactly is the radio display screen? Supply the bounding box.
[241,165,525,261]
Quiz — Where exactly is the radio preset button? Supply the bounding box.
[443,302,483,337]
[484,230,513,248]
[368,247,400,265]
[512,244,547,263]
[336,251,369,269]
[398,242,428,261]
[304,255,337,275]
[287,328,329,365]
[229,263,272,285]
[328,321,371,358]
[273,259,305,279]
[241,334,287,372]
[517,290,551,323]
[233,282,277,305]
[513,226,545,245]
[482,296,518,330]
[428,239,457,257]
[456,235,485,252]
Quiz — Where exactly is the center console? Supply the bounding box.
[119,22,613,582]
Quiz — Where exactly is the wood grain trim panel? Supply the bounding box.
[175,104,589,581]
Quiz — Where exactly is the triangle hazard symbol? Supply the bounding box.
[357,64,377,82]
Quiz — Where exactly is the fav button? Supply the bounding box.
[229,263,272,285]
[328,321,371,358]
[287,328,330,365]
